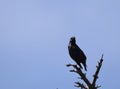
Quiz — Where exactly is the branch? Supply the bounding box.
[92,54,103,87]
[66,54,104,89]
[66,64,91,87]
[74,82,87,89]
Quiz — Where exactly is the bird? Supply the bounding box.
[68,36,87,71]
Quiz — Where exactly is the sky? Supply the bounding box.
[0,0,120,89]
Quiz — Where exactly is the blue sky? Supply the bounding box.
[0,0,120,89]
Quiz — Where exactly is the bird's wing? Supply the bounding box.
[75,44,87,60]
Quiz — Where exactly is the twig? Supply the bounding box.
[92,54,103,87]
[66,64,91,87]
[66,54,104,89]
[74,82,87,89]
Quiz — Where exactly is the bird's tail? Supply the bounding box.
[84,64,87,71]
[84,66,87,71]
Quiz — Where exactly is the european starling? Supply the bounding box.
[68,36,87,71]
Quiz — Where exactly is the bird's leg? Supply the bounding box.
[79,64,83,69]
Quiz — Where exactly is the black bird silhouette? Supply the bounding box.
[68,36,87,71]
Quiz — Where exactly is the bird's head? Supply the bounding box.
[70,36,76,45]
